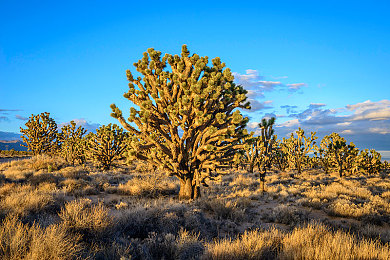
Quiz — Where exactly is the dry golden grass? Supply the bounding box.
[59,198,113,236]
[205,223,390,260]
[118,174,179,197]
[1,157,390,259]
[0,215,82,260]
[0,183,56,216]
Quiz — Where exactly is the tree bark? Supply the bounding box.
[259,166,267,192]
[178,176,200,200]
[249,163,254,173]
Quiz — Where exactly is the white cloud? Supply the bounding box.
[273,99,390,150]
[347,100,390,121]
[336,122,351,126]
[277,119,299,128]
[59,118,101,133]
[341,129,353,134]
[286,83,307,92]
[369,127,390,134]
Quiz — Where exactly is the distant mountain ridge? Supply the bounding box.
[0,131,21,141]
[0,140,27,151]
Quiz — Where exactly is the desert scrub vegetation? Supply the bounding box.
[0,154,389,258]
[204,223,390,260]
[2,45,390,259]
[0,215,82,260]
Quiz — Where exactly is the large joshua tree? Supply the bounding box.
[111,45,249,200]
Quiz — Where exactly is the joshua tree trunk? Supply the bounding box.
[296,161,302,174]
[249,163,254,173]
[338,166,343,177]
[178,174,201,200]
[259,166,267,192]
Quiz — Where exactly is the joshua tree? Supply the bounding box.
[282,128,317,174]
[20,112,59,155]
[58,121,87,165]
[243,132,259,173]
[256,117,276,192]
[85,124,127,170]
[357,149,382,174]
[273,138,289,172]
[327,133,358,177]
[315,134,333,174]
[110,45,249,200]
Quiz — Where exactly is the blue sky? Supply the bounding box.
[0,1,389,154]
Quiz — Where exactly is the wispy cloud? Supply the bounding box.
[286,83,307,92]
[234,69,308,113]
[58,118,101,133]
[15,115,28,121]
[274,99,390,150]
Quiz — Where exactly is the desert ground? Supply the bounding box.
[0,155,389,259]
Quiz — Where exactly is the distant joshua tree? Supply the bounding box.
[58,121,87,165]
[282,128,317,174]
[327,133,358,177]
[85,124,127,170]
[111,45,249,200]
[256,117,276,192]
[20,112,59,155]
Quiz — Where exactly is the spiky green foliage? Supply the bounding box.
[357,149,382,174]
[273,139,289,172]
[20,112,59,156]
[282,128,317,174]
[58,121,87,165]
[243,132,259,173]
[85,124,127,170]
[315,135,333,174]
[327,133,359,177]
[256,117,276,192]
[110,45,249,199]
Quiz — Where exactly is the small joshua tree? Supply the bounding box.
[243,132,259,173]
[85,124,127,170]
[256,117,276,192]
[357,149,382,174]
[58,121,87,165]
[282,128,317,174]
[110,45,249,199]
[327,133,358,177]
[20,112,59,155]
[315,134,333,174]
[273,139,289,172]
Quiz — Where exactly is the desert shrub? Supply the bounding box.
[114,201,217,240]
[0,184,55,216]
[205,223,390,260]
[60,178,98,196]
[281,222,390,259]
[272,204,309,225]
[204,228,282,260]
[0,215,82,260]
[29,154,66,172]
[118,174,179,197]
[59,199,113,238]
[58,165,89,179]
[141,229,204,260]
[229,174,258,189]
[197,198,246,222]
